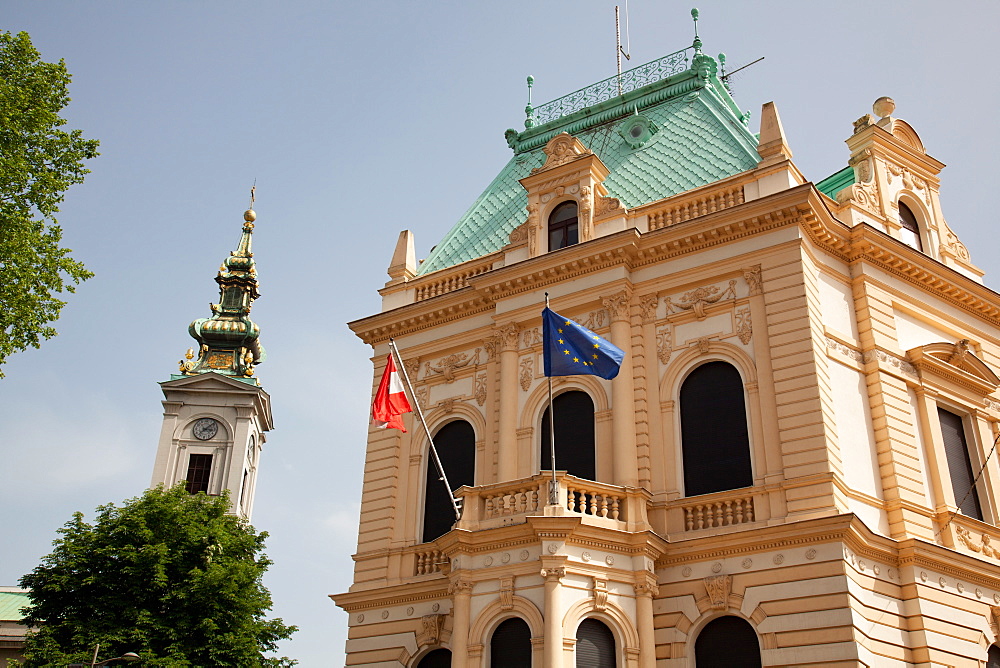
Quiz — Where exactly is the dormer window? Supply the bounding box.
[898,202,922,251]
[548,201,579,251]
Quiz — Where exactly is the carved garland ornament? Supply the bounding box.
[736,307,752,344]
[704,574,732,610]
[474,373,487,406]
[425,349,480,383]
[665,280,737,319]
[956,525,1000,559]
[655,326,672,364]
[639,294,658,323]
[519,357,533,391]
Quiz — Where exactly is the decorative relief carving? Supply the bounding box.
[449,580,474,596]
[852,114,874,134]
[437,398,455,414]
[736,307,752,344]
[850,149,874,184]
[581,309,608,331]
[639,295,658,323]
[519,357,533,391]
[944,230,971,261]
[742,265,763,296]
[694,337,712,354]
[592,578,608,611]
[826,337,864,362]
[949,339,972,366]
[499,575,514,611]
[540,567,566,580]
[523,328,542,347]
[508,222,528,245]
[984,397,1000,412]
[474,373,487,406]
[601,291,631,321]
[956,525,1000,559]
[655,327,672,364]
[665,280,737,319]
[403,357,421,378]
[531,132,592,174]
[540,184,580,204]
[863,349,918,379]
[595,196,625,217]
[425,350,480,383]
[415,387,428,409]
[704,575,731,610]
[495,324,521,352]
[633,580,659,597]
[416,614,445,647]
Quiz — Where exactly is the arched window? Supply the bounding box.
[695,616,761,668]
[898,202,922,251]
[490,617,532,667]
[548,201,579,251]
[681,362,752,496]
[988,644,1000,668]
[576,618,616,668]
[416,648,452,668]
[422,420,476,543]
[541,390,596,480]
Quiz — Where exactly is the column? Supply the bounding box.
[495,323,521,482]
[633,578,658,668]
[542,567,565,668]
[450,579,474,668]
[603,291,638,487]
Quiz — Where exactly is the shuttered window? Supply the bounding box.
[681,362,753,496]
[541,390,596,480]
[695,616,761,668]
[417,648,451,667]
[185,454,213,494]
[490,617,532,667]
[575,618,616,668]
[938,407,983,520]
[422,420,476,543]
[898,202,923,251]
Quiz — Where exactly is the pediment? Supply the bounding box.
[530,132,594,175]
[161,371,262,393]
[907,341,1000,395]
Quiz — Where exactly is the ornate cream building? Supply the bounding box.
[334,33,1000,668]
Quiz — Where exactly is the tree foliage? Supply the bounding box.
[0,30,99,377]
[19,485,296,666]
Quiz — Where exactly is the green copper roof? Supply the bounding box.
[816,166,855,200]
[417,52,760,276]
[0,590,28,621]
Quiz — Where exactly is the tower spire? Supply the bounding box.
[178,206,266,384]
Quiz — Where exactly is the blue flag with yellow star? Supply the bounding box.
[542,307,625,380]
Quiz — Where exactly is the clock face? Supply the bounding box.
[193,418,219,441]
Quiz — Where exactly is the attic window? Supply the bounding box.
[548,201,579,251]
[898,202,922,251]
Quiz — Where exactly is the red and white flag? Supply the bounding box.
[371,354,412,432]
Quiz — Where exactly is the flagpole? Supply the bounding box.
[389,338,462,521]
[545,292,559,506]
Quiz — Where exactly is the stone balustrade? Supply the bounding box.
[679,490,756,531]
[646,181,746,231]
[413,548,446,576]
[412,259,494,302]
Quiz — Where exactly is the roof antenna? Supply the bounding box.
[615,4,631,96]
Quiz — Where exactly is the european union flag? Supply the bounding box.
[542,307,625,380]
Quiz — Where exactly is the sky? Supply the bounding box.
[2,1,999,665]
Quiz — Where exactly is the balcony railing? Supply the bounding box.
[456,471,650,533]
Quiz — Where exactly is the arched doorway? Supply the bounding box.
[694,616,761,668]
[540,390,595,480]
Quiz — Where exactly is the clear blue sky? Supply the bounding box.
[2,2,999,665]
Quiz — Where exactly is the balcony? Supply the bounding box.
[454,471,651,533]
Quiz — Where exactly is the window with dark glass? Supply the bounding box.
[422,420,476,543]
[548,201,579,251]
[681,361,753,496]
[490,617,532,667]
[938,407,983,520]
[185,453,213,494]
[898,202,922,251]
[541,390,596,481]
[695,616,761,668]
[417,648,452,668]
[988,644,1000,668]
[575,618,616,668]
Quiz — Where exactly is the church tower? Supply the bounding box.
[149,207,273,520]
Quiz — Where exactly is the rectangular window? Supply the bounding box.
[185,453,213,495]
[938,407,983,520]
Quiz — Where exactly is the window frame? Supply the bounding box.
[547,200,579,252]
[420,418,477,544]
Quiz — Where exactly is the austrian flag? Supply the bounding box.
[372,354,413,431]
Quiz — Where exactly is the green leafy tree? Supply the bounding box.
[0,30,99,377]
[19,485,296,667]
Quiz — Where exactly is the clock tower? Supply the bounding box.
[149,207,273,520]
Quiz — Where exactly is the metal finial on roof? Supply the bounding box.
[691,8,702,53]
[718,53,730,92]
[525,75,535,129]
[245,182,256,223]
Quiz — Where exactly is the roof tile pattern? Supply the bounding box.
[418,76,760,275]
